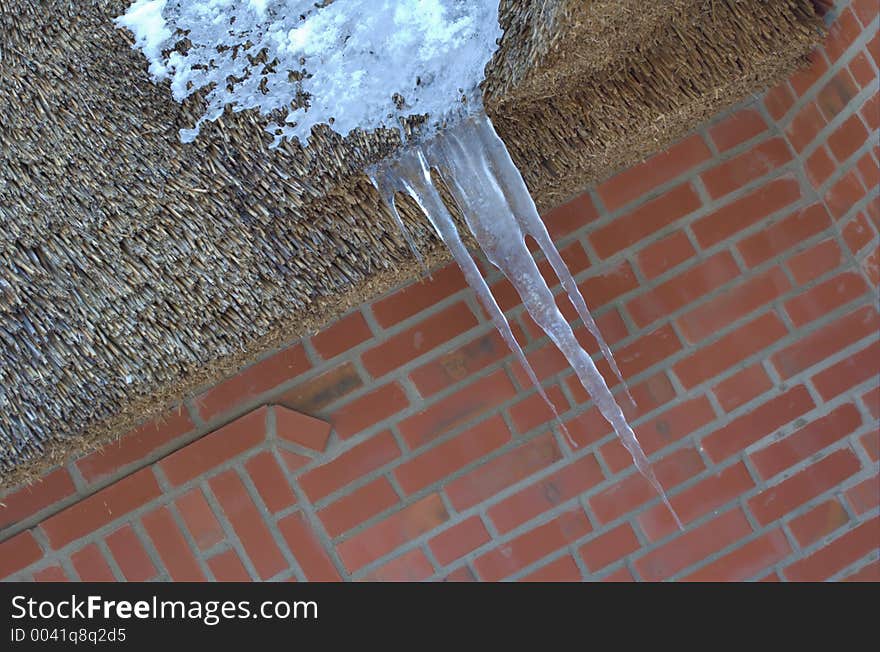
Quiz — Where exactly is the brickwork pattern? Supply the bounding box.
[1,0,878,582]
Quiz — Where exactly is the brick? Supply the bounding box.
[0,531,43,579]
[750,403,862,480]
[40,468,161,549]
[210,470,288,579]
[828,114,869,163]
[785,272,868,327]
[411,329,512,396]
[429,516,491,566]
[508,385,569,434]
[678,267,791,344]
[853,0,879,25]
[195,344,310,421]
[845,560,880,582]
[846,474,880,515]
[787,238,843,284]
[863,386,880,421]
[474,509,591,581]
[600,396,716,473]
[627,252,740,328]
[738,203,832,268]
[703,385,815,463]
[816,69,860,122]
[789,499,850,547]
[77,408,194,484]
[543,193,599,240]
[34,566,70,582]
[692,176,802,248]
[824,8,862,63]
[789,51,829,96]
[142,506,205,581]
[372,264,467,327]
[277,512,341,581]
[708,108,768,152]
[160,407,267,486]
[764,82,796,121]
[635,509,752,581]
[683,529,791,581]
[849,52,875,88]
[362,302,478,377]
[824,169,866,220]
[590,183,702,259]
[300,430,401,501]
[521,555,582,582]
[842,213,874,254]
[277,361,363,414]
[445,433,562,511]
[175,488,224,551]
[329,382,409,440]
[0,468,76,531]
[312,310,372,359]
[579,523,640,572]
[362,548,434,581]
[749,448,862,525]
[713,364,773,412]
[806,146,836,188]
[784,517,880,581]
[863,246,880,286]
[861,91,880,131]
[636,230,696,280]
[638,462,755,542]
[105,525,156,582]
[245,451,297,513]
[589,447,705,524]
[786,101,828,152]
[773,306,879,379]
[398,370,517,449]
[208,549,251,581]
[70,544,115,582]
[395,415,511,495]
[860,430,879,463]
[701,138,793,199]
[336,493,449,572]
[856,152,880,189]
[318,477,399,537]
[674,312,787,389]
[814,339,879,401]
[597,135,711,212]
[488,454,605,534]
[274,405,331,453]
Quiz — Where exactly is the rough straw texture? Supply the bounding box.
[0,0,824,484]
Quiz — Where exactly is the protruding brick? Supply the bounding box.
[195,344,311,421]
[160,407,267,486]
[274,405,331,453]
[40,468,161,550]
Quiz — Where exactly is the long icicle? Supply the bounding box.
[464,111,636,407]
[374,110,682,530]
[368,168,430,278]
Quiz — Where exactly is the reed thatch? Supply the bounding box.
[0,0,825,486]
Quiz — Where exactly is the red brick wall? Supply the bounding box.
[2,0,877,582]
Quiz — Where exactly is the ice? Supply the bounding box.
[373,108,682,529]
[116,0,502,146]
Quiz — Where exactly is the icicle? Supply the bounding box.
[367,168,430,278]
[373,109,682,530]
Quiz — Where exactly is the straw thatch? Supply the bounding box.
[0,0,824,486]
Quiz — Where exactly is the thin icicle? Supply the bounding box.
[368,168,430,278]
[373,110,682,530]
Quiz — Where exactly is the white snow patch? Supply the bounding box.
[115,0,502,146]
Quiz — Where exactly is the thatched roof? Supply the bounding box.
[0,0,824,485]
